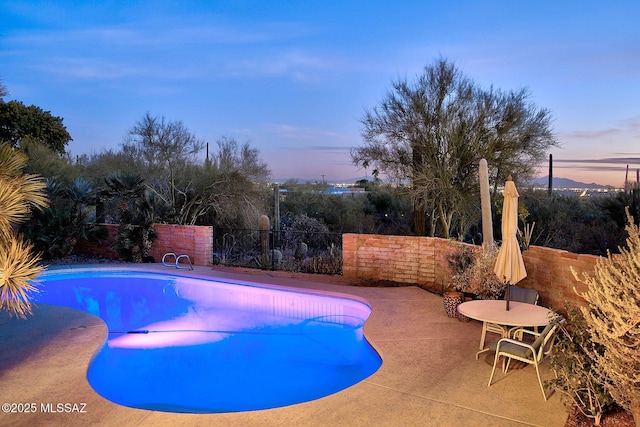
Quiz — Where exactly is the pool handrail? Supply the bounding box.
[162,252,194,270]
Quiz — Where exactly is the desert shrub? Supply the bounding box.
[546,303,614,425]
[446,245,504,299]
[573,207,640,422]
[300,243,342,275]
[281,214,335,253]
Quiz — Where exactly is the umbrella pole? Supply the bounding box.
[505,284,510,311]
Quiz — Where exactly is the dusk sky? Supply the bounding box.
[1,1,638,186]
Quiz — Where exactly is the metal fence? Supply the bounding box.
[213,227,343,274]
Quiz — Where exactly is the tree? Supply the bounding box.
[0,142,49,318]
[102,173,159,262]
[122,113,205,210]
[520,190,627,256]
[192,137,271,228]
[352,57,557,237]
[19,137,80,184]
[0,76,7,98]
[21,176,106,260]
[573,207,640,425]
[0,100,72,154]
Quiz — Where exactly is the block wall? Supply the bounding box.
[74,224,213,266]
[521,246,597,310]
[343,233,600,311]
[150,224,213,266]
[342,234,436,287]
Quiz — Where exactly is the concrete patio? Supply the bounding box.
[0,264,568,426]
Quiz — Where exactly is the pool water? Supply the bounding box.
[36,269,382,413]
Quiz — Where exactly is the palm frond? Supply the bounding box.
[0,185,31,242]
[0,143,29,178]
[18,174,50,210]
[0,235,43,318]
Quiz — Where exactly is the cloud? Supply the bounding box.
[9,28,336,84]
[561,128,622,140]
[268,124,344,141]
[559,115,640,140]
[550,156,640,175]
[41,57,151,80]
[553,164,637,173]
[553,157,640,165]
[214,49,335,81]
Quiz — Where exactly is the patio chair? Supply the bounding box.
[487,316,563,400]
[476,286,540,359]
[509,286,539,305]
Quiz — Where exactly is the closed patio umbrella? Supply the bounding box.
[494,176,527,310]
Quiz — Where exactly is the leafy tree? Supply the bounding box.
[0,100,72,154]
[19,137,80,184]
[0,142,49,317]
[352,57,557,237]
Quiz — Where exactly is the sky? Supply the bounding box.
[1,1,638,187]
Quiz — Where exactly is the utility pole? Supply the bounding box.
[548,154,553,195]
[273,184,280,248]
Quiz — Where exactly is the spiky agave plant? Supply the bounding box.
[0,143,49,318]
[0,237,43,318]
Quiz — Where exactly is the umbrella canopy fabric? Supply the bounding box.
[494,177,527,310]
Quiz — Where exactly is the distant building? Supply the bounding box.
[325,186,367,198]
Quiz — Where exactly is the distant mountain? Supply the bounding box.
[275,175,620,189]
[273,176,367,185]
[529,176,617,189]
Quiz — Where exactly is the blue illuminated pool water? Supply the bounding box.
[36,269,382,413]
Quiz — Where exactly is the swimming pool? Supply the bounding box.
[35,268,382,413]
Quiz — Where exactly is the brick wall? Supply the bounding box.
[75,225,601,311]
[150,224,213,266]
[342,234,434,287]
[74,224,213,266]
[74,225,120,260]
[343,233,599,311]
[522,246,597,310]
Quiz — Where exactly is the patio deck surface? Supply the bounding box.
[0,264,568,426]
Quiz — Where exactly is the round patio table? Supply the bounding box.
[457,300,554,358]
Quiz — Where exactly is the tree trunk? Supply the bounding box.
[437,201,451,239]
[413,207,426,236]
